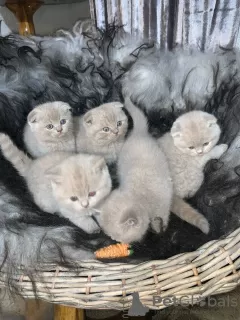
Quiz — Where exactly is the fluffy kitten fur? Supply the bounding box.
[159,111,228,199]
[97,98,173,243]
[122,49,232,112]
[0,133,112,233]
[75,102,129,163]
[24,101,75,157]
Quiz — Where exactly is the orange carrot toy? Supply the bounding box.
[95,243,133,259]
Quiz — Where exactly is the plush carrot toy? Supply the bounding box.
[95,243,133,259]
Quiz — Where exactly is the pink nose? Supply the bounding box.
[81,200,89,208]
[57,128,63,133]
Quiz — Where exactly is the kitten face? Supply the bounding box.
[46,154,112,214]
[171,111,221,156]
[82,102,128,143]
[27,102,73,141]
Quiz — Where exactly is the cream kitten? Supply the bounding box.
[159,110,228,199]
[24,101,76,158]
[0,133,112,233]
[96,98,173,243]
[75,102,129,163]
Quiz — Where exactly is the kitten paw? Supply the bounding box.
[213,144,228,159]
[198,217,210,234]
[150,217,162,234]
[151,217,167,234]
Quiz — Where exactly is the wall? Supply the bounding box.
[0,0,90,36]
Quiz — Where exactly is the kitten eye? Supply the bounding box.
[203,142,209,146]
[46,124,53,130]
[60,119,66,125]
[117,121,122,127]
[70,196,78,201]
[88,191,96,197]
[188,146,195,150]
[103,127,110,132]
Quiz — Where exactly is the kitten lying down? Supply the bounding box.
[75,102,129,163]
[96,100,210,244]
[24,101,76,157]
[0,133,112,233]
[159,110,227,228]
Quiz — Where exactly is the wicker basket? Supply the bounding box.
[1,227,240,310]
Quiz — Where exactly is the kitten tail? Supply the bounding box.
[124,97,148,136]
[171,195,210,234]
[0,133,32,177]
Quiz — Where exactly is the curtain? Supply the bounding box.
[89,0,240,50]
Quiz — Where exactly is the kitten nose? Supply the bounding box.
[81,200,89,208]
[196,148,203,154]
[112,129,119,135]
[56,126,62,133]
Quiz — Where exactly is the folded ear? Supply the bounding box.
[45,166,62,185]
[60,102,72,114]
[204,113,217,127]
[92,156,106,172]
[27,109,39,126]
[113,102,124,108]
[171,121,181,138]
[83,111,93,125]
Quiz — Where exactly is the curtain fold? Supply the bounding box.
[89,0,240,50]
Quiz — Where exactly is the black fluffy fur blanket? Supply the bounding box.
[1,21,240,287]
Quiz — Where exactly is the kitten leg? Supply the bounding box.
[61,209,100,233]
[201,144,228,165]
[79,217,101,234]
[150,217,162,234]
[171,196,210,234]
[151,213,169,234]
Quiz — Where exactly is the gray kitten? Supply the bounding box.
[0,133,112,233]
[122,49,231,112]
[24,101,76,158]
[159,110,228,211]
[97,98,173,243]
[75,102,129,163]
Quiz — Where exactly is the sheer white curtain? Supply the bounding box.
[89,0,240,50]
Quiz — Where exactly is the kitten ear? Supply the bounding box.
[120,210,139,227]
[27,109,39,126]
[204,114,217,127]
[60,103,71,113]
[92,156,106,172]
[83,112,93,125]
[171,121,181,138]
[45,166,62,185]
[114,102,124,108]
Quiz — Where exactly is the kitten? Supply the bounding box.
[24,101,76,158]
[0,133,112,233]
[96,98,173,243]
[158,110,228,199]
[122,49,232,112]
[75,102,129,163]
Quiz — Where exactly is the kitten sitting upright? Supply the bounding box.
[158,110,228,229]
[0,133,112,233]
[24,101,76,158]
[75,102,129,163]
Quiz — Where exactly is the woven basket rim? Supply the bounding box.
[1,226,240,310]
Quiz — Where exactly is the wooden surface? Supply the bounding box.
[6,0,42,35]
[54,305,85,320]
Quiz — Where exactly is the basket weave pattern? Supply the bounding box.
[1,228,240,309]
